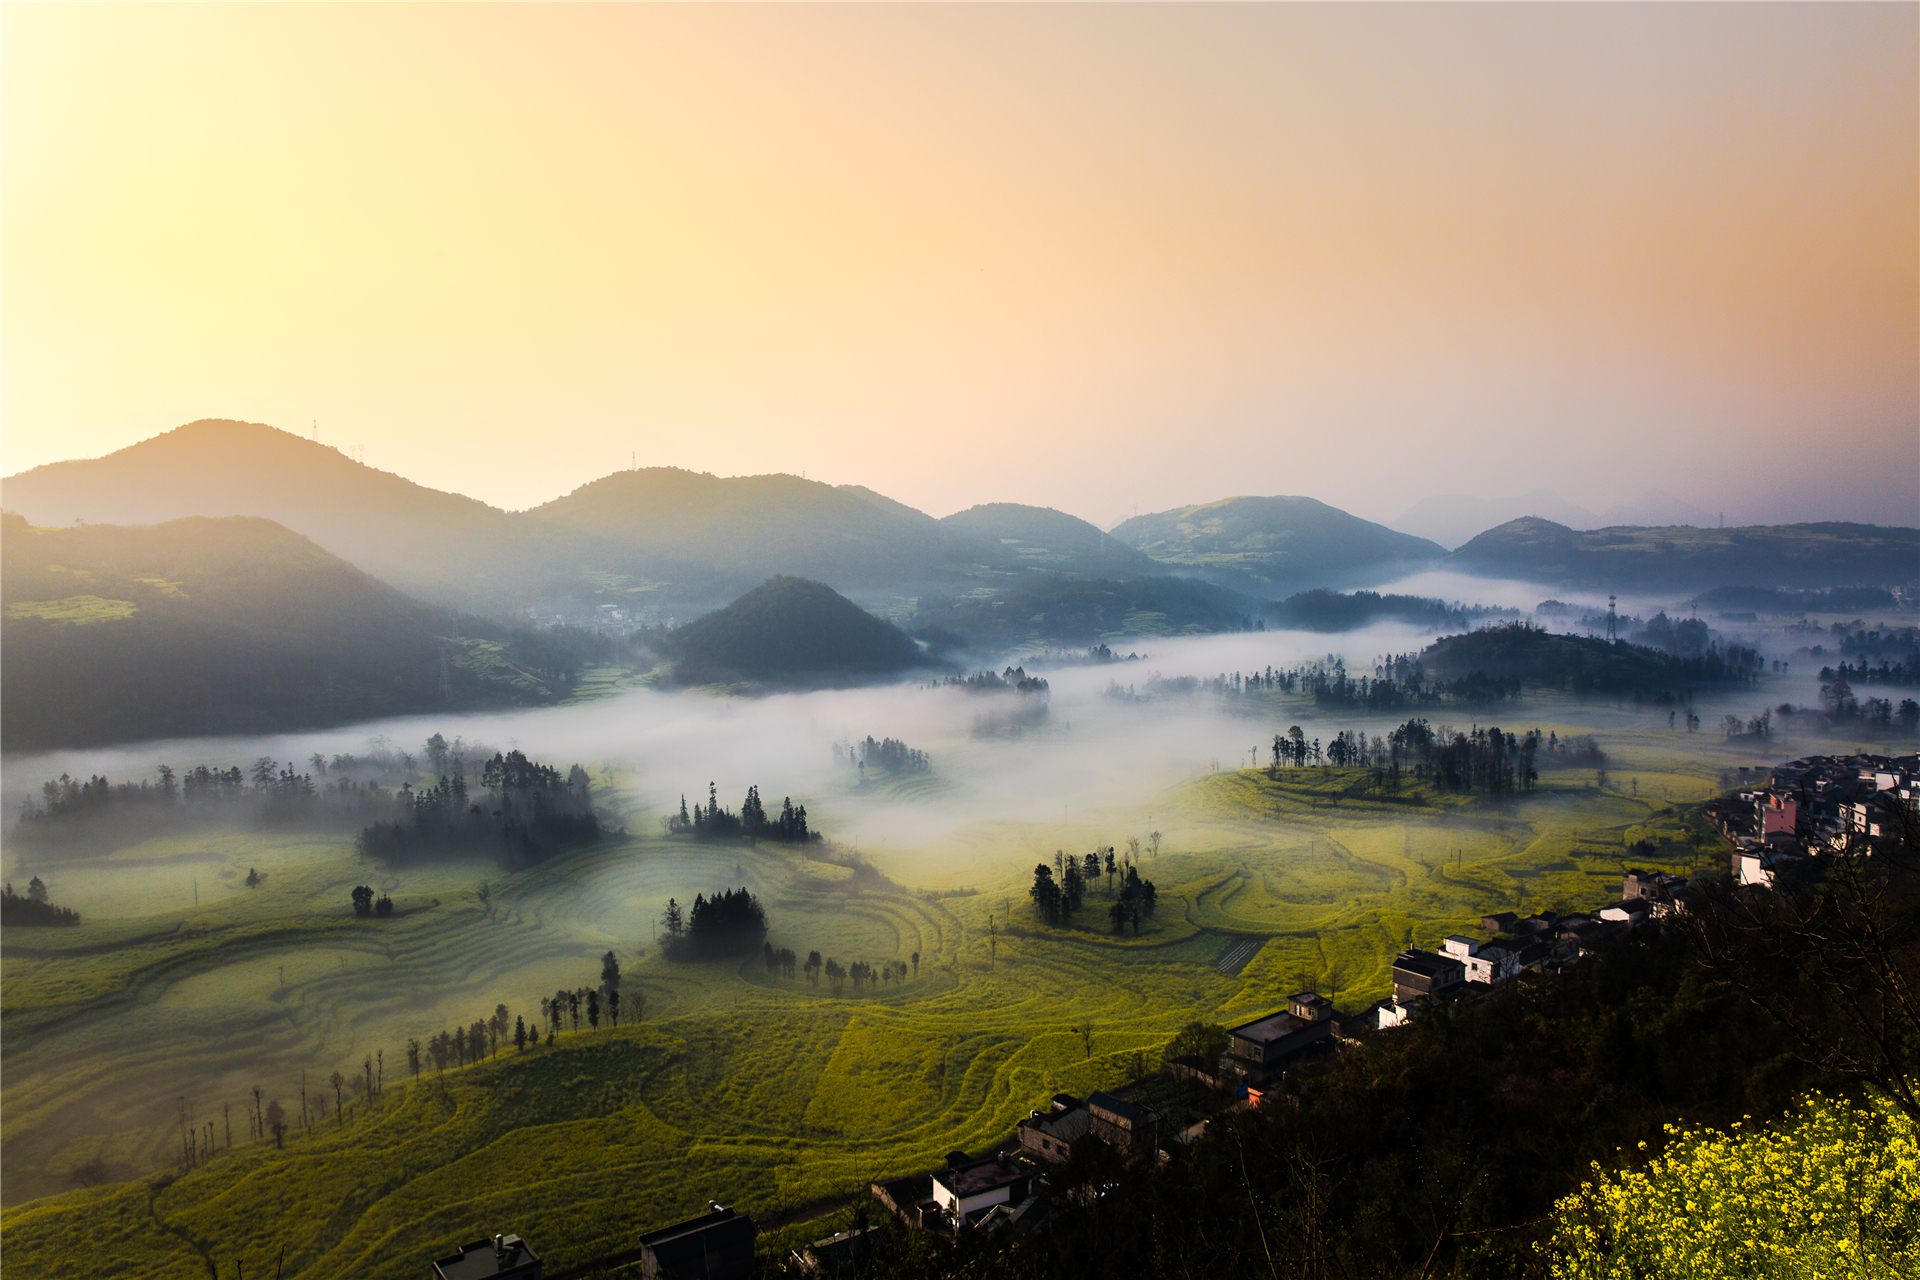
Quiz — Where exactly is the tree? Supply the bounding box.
[587,989,601,1031]
[1109,901,1129,934]
[1030,864,1062,926]
[489,1004,510,1057]
[476,880,492,913]
[1075,1020,1095,1060]
[328,1072,345,1126]
[567,991,580,1032]
[244,867,261,889]
[1164,1020,1229,1064]
[351,885,374,917]
[264,1099,286,1148]
[825,958,846,995]
[1149,830,1163,858]
[911,950,920,978]
[805,950,823,986]
[661,898,685,939]
[608,988,621,1026]
[601,950,621,996]
[514,1015,528,1052]
[406,1038,421,1080]
[630,989,646,1024]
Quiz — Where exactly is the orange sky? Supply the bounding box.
[4,4,1914,528]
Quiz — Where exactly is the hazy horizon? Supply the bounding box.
[4,5,1914,531]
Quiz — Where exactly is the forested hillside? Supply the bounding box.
[1446,517,1920,590]
[531,469,1007,598]
[0,515,602,750]
[938,503,1160,576]
[913,576,1258,650]
[1111,495,1446,593]
[663,576,925,685]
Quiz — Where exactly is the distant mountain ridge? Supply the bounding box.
[529,468,1004,597]
[1391,489,1714,550]
[1445,517,1920,590]
[1111,495,1447,593]
[0,419,605,612]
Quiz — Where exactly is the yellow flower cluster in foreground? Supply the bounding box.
[1547,1087,1920,1280]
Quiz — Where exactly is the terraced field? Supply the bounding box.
[0,700,1867,1277]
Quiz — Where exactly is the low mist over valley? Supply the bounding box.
[4,4,1917,1275]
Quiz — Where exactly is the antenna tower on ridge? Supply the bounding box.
[1606,595,1618,643]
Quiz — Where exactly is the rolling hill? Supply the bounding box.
[1445,518,1920,591]
[0,515,575,750]
[938,503,1161,576]
[663,576,926,685]
[0,420,603,612]
[1110,495,1446,593]
[530,469,1007,601]
[913,576,1258,652]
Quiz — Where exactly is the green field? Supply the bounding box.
[0,699,1888,1278]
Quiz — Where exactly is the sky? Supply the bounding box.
[4,3,1915,530]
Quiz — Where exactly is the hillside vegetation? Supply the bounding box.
[531,470,1005,598]
[664,577,925,685]
[0,419,608,612]
[1446,516,1920,590]
[1111,495,1446,593]
[937,504,1160,576]
[913,576,1258,651]
[0,515,608,750]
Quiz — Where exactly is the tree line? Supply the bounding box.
[764,943,921,994]
[1,877,78,926]
[357,750,601,868]
[664,781,818,843]
[834,735,931,777]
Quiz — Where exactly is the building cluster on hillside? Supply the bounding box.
[1702,752,1915,888]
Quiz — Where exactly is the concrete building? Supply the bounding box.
[930,1155,1032,1227]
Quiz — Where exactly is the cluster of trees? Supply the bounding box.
[1,877,78,926]
[835,735,931,776]
[664,781,818,843]
[349,885,395,917]
[1811,679,1920,733]
[1818,659,1918,689]
[358,750,600,868]
[408,1004,520,1079]
[660,888,768,961]
[1270,588,1518,634]
[769,945,920,994]
[1383,719,1540,796]
[933,666,1052,696]
[1030,847,1157,931]
[11,734,510,850]
[1424,622,1766,697]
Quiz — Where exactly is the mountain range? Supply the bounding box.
[4,420,1911,638]
[1392,489,1715,550]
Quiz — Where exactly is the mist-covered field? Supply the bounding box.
[2,585,1908,1276]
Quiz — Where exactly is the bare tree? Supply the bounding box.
[1075,1020,1096,1060]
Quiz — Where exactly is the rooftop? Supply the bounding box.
[934,1156,1028,1200]
[1228,1010,1306,1044]
[1087,1090,1152,1127]
[431,1235,539,1280]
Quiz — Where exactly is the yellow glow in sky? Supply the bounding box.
[4,4,1914,526]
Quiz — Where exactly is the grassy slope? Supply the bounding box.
[1,707,1880,1277]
